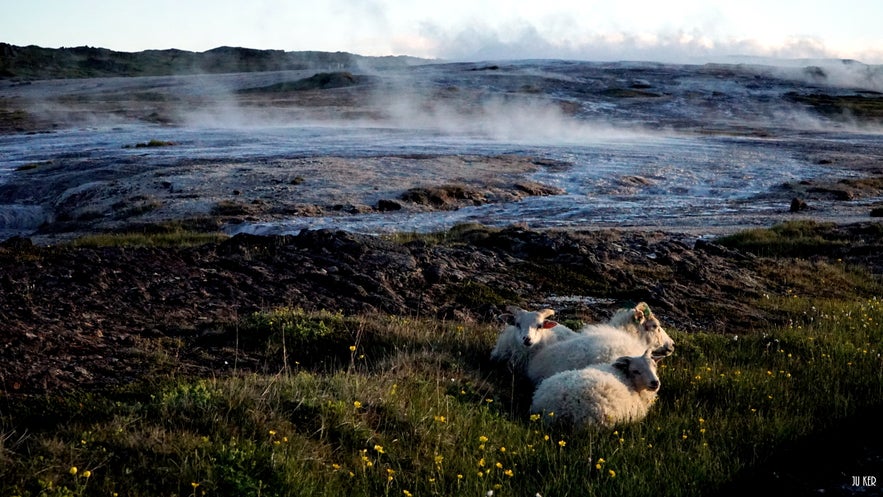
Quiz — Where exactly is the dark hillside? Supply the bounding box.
[0,43,428,80]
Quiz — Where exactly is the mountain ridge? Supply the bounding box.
[0,42,431,80]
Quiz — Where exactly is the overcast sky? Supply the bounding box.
[3,0,882,63]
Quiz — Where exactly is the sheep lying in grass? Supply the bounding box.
[524,303,675,384]
[526,302,673,355]
[526,324,649,383]
[530,348,661,428]
[490,306,568,370]
[606,302,670,342]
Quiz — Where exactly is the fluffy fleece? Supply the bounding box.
[525,303,675,383]
[526,325,650,384]
[530,349,660,428]
[527,303,673,358]
[489,306,562,370]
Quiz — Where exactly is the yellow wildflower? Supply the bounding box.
[479,436,489,443]
[349,345,357,352]
[353,401,362,409]
[504,469,514,477]
[609,469,616,478]
[82,470,92,478]
[374,444,385,454]
[558,440,567,447]
[69,467,78,476]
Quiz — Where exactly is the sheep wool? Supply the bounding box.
[526,326,649,384]
[530,350,660,429]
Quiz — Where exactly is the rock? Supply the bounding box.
[790,197,808,212]
[513,181,565,196]
[376,199,403,211]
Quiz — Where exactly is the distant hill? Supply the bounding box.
[0,43,430,80]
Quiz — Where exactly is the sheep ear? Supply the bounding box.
[538,308,555,320]
[497,313,515,325]
[613,356,630,373]
[542,320,559,329]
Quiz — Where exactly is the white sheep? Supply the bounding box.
[606,302,669,341]
[526,302,673,356]
[524,303,675,384]
[530,348,660,428]
[489,306,565,370]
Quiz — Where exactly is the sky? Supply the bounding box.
[2,0,882,64]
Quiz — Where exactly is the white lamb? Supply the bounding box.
[525,303,675,384]
[489,305,569,370]
[530,348,660,429]
[525,302,673,355]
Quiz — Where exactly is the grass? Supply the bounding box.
[68,229,228,248]
[382,222,503,246]
[1,294,881,496]
[716,220,846,257]
[2,221,882,495]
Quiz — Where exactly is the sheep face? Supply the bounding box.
[613,349,660,392]
[619,303,675,358]
[506,305,558,347]
[639,314,675,358]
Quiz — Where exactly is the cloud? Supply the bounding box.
[409,20,883,64]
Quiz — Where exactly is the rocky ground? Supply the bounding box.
[2,221,882,396]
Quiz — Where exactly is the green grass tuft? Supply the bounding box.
[68,229,228,248]
[716,220,845,257]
